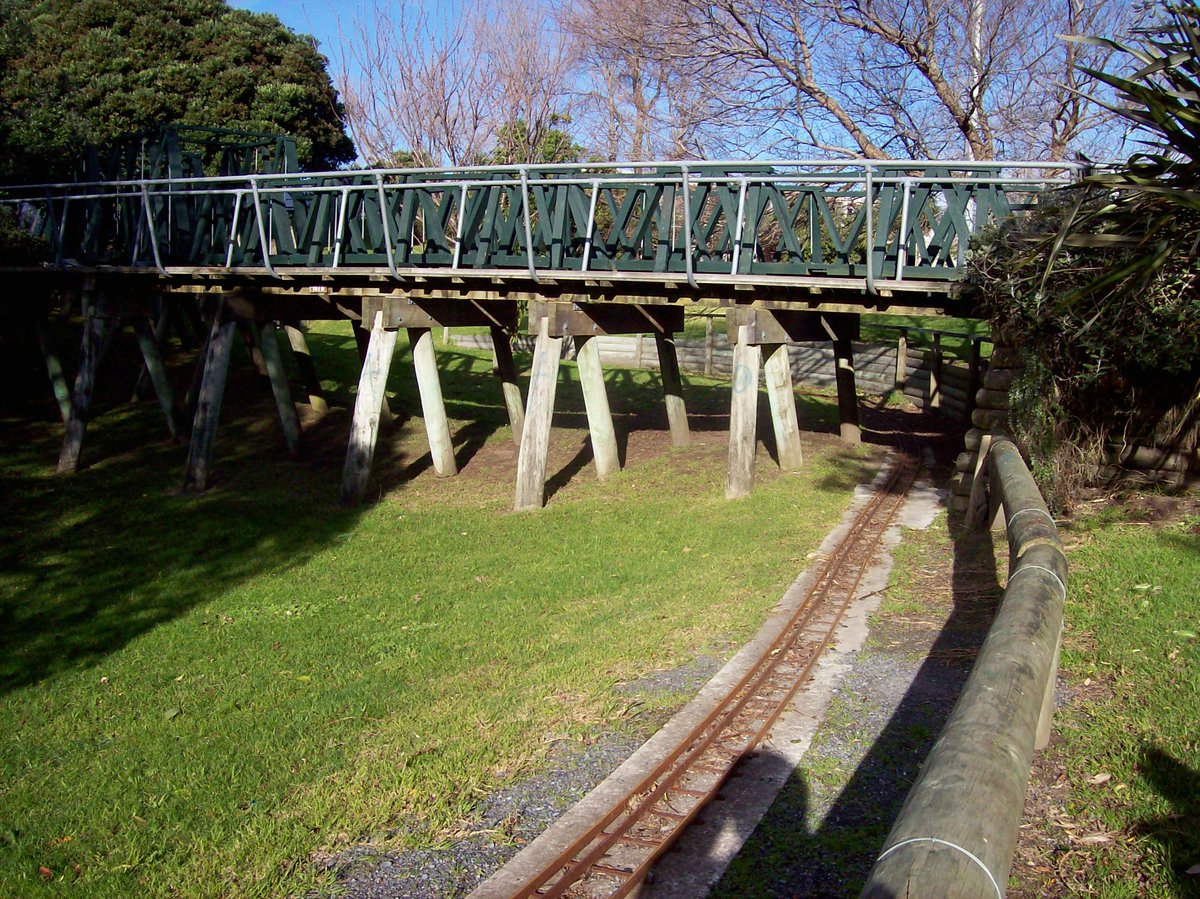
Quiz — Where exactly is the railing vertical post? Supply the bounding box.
[581,178,600,273]
[679,165,698,290]
[731,177,748,276]
[896,178,912,282]
[519,168,538,283]
[374,173,401,280]
[864,163,876,295]
[248,178,278,278]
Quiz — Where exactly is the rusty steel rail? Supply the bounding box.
[475,453,919,899]
[861,435,1067,898]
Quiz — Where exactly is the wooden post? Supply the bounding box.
[1036,629,1062,751]
[490,325,525,446]
[409,326,458,477]
[654,333,691,447]
[131,300,170,402]
[57,293,116,474]
[259,321,302,454]
[762,343,803,470]
[833,338,861,445]
[704,315,715,377]
[284,323,328,414]
[354,320,394,429]
[34,317,71,425]
[514,317,563,511]
[574,334,620,480]
[725,325,761,499]
[966,336,983,424]
[341,311,399,505]
[895,327,908,392]
[131,316,182,441]
[183,304,237,492]
[929,332,943,410]
[238,321,269,378]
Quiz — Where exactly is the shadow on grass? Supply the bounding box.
[1135,745,1200,895]
[0,327,373,696]
[709,502,1004,896]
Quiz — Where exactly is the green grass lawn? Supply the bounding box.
[0,322,879,896]
[1033,503,1200,897]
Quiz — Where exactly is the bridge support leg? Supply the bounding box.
[514,318,562,511]
[726,325,761,499]
[763,343,803,470]
[490,325,524,446]
[57,291,117,474]
[655,333,691,447]
[574,335,620,480]
[354,320,394,430]
[184,302,237,492]
[131,299,170,402]
[834,338,861,445]
[259,321,302,454]
[284,323,328,414]
[35,316,72,425]
[409,326,458,478]
[341,311,398,505]
[131,315,183,441]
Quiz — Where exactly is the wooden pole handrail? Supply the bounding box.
[860,436,1066,898]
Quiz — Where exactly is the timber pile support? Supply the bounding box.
[724,309,859,498]
[514,300,689,510]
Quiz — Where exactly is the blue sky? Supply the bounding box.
[226,1,349,60]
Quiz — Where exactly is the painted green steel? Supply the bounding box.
[1,160,1073,287]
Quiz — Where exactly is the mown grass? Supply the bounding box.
[0,321,878,897]
[1035,505,1200,897]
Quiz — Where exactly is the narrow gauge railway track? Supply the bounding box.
[506,453,921,899]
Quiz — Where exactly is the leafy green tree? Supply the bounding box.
[972,3,1200,508]
[0,0,354,181]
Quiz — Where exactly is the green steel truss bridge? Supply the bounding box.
[1,145,1081,509]
[3,158,1076,302]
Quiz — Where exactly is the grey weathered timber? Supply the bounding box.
[258,321,302,453]
[967,337,983,418]
[490,325,525,446]
[57,293,115,474]
[654,333,691,447]
[762,343,803,470]
[894,328,908,392]
[284,323,328,413]
[131,316,182,441]
[353,320,395,430]
[409,327,458,477]
[514,318,563,511]
[862,437,1066,899]
[341,311,399,505]
[183,305,238,492]
[574,335,620,480]
[725,325,761,499]
[929,333,943,410]
[131,301,171,402]
[35,316,72,424]
[833,338,861,445]
[238,320,269,378]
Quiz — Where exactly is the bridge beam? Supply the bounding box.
[258,321,302,454]
[655,333,691,447]
[283,323,328,414]
[57,288,119,474]
[514,316,563,511]
[762,343,803,470]
[341,310,398,505]
[490,326,524,446]
[408,326,457,478]
[574,335,620,480]
[725,324,761,499]
[131,314,183,442]
[184,300,238,492]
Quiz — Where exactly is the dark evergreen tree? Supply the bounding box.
[0,0,354,180]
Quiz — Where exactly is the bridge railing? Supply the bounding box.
[1,160,1082,290]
